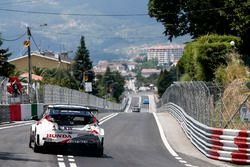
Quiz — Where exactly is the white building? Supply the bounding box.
[147,44,185,66]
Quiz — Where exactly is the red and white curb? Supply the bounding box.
[153,112,199,167]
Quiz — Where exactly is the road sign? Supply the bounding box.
[85,82,92,92]
[23,40,30,47]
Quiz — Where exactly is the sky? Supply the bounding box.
[0,0,190,63]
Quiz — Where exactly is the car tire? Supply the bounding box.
[29,135,33,148]
[96,147,104,157]
[34,142,43,153]
[96,138,104,157]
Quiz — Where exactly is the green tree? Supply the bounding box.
[0,37,15,77]
[223,1,250,62]
[98,68,125,102]
[178,34,241,81]
[148,1,232,40]
[72,36,92,88]
[43,68,78,89]
[148,0,250,59]
[157,68,177,97]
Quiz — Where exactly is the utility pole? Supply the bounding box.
[27,27,32,95]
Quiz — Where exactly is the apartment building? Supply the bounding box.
[147,44,185,66]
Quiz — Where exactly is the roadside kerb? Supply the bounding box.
[0,104,44,122]
[162,102,250,164]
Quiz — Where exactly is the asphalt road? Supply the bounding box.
[0,112,184,167]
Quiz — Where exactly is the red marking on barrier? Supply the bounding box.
[208,149,220,157]
[238,130,248,138]
[9,104,21,121]
[232,158,248,164]
[211,139,223,147]
[209,154,219,160]
[212,128,223,135]
[232,151,248,160]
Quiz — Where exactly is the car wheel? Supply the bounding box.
[29,135,33,148]
[96,146,104,157]
[33,142,43,153]
[96,138,104,157]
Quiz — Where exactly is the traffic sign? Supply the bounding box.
[23,40,30,47]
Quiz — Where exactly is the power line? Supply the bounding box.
[33,30,165,40]
[0,6,233,18]
[30,34,41,52]
[0,8,148,17]
[0,32,26,41]
[0,0,38,6]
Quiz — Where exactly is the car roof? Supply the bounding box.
[47,104,90,110]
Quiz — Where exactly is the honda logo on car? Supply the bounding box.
[46,134,72,138]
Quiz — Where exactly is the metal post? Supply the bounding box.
[27,27,32,96]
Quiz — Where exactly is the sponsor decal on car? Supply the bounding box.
[46,134,72,138]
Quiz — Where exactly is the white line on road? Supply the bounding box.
[58,162,66,167]
[153,112,178,157]
[99,113,119,125]
[69,163,77,167]
[0,122,33,130]
[153,113,199,167]
[99,113,116,122]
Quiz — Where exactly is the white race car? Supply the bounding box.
[29,104,104,156]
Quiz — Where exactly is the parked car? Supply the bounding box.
[29,104,104,156]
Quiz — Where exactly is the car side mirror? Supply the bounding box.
[31,115,39,121]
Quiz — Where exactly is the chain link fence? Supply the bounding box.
[161,81,250,129]
[0,77,8,104]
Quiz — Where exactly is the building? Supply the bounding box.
[147,44,185,66]
[9,51,72,73]
[93,60,137,75]
[141,68,161,78]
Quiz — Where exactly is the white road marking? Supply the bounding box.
[153,112,178,157]
[67,155,74,158]
[58,162,66,167]
[99,113,117,122]
[68,159,75,162]
[99,113,119,125]
[57,155,63,158]
[153,113,199,167]
[57,158,64,161]
[69,163,77,167]
[0,122,33,130]
[124,96,132,113]
[179,160,187,163]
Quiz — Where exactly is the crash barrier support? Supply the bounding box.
[164,102,250,164]
[0,104,44,122]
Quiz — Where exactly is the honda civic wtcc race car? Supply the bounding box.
[29,104,104,156]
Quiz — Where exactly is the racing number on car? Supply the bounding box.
[64,127,73,130]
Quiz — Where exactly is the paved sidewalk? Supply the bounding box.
[157,112,238,167]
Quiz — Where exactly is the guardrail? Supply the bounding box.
[163,102,250,164]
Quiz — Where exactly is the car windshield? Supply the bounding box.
[48,108,94,126]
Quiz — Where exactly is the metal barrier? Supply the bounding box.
[163,103,250,163]
[43,85,127,112]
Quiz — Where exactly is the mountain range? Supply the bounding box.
[0,0,190,63]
